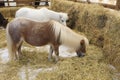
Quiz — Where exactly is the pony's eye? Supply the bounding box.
[61,20,64,22]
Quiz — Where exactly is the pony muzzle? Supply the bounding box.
[77,52,85,57]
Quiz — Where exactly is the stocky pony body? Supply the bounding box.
[6,17,89,62]
[15,7,68,25]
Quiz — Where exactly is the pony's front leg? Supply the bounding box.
[48,45,54,61]
[54,45,59,62]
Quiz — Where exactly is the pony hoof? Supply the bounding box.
[48,59,53,62]
[54,58,59,63]
[48,57,54,62]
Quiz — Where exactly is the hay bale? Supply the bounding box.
[51,0,120,71]
[103,11,120,71]
[0,7,35,21]
[75,4,107,47]
[0,7,20,18]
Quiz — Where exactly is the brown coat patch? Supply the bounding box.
[8,18,56,46]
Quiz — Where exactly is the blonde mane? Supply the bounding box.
[52,21,89,49]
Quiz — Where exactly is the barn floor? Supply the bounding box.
[0,29,120,80]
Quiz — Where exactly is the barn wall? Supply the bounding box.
[51,0,120,71]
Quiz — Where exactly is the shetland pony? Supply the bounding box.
[15,7,68,26]
[6,17,89,62]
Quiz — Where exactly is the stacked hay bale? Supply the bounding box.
[0,7,20,18]
[0,6,33,20]
[51,0,120,71]
[104,10,120,71]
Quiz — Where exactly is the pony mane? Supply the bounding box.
[52,21,89,49]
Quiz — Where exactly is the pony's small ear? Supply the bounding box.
[80,39,85,46]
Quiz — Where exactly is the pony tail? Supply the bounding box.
[6,24,14,61]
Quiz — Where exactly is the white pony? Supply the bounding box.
[15,7,68,25]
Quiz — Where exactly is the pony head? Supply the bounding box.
[76,38,89,57]
[59,12,68,26]
[52,20,89,57]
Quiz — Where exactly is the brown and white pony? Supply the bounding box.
[6,17,89,62]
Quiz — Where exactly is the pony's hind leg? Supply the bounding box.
[17,41,23,60]
[48,45,54,61]
[11,44,18,60]
[11,42,23,60]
